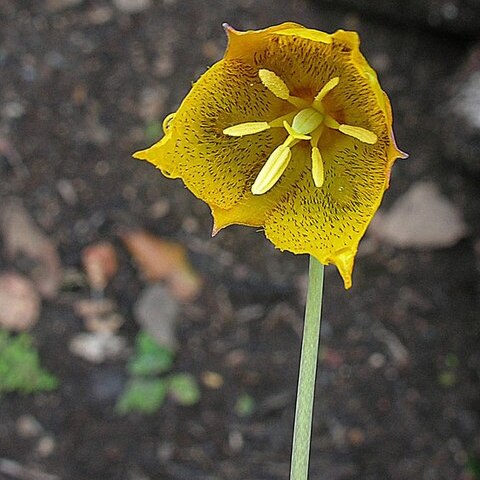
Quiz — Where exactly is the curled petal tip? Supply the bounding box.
[222,22,235,33]
[211,223,221,237]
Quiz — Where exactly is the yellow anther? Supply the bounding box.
[314,77,340,106]
[223,121,270,137]
[162,112,175,133]
[283,121,311,141]
[311,147,324,188]
[338,124,377,144]
[259,69,290,100]
[259,69,310,109]
[252,144,292,195]
[292,108,324,135]
[323,115,377,144]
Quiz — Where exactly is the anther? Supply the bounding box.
[252,144,292,195]
[223,121,271,136]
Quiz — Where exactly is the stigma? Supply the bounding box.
[223,69,378,195]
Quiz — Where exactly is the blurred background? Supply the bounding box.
[0,1,479,479]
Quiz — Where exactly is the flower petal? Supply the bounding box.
[263,135,391,288]
[274,27,332,45]
[134,59,289,209]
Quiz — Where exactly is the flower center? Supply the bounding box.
[223,69,378,195]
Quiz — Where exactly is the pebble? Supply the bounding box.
[0,272,41,331]
[370,181,468,249]
[16,415,43,438]
[133,283,179,350]
[113,0,152,13]
[36,435,56,458]
[368,352,386,369]
[200,371,224,389]
[69,332,127,363]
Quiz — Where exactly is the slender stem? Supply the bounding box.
[290,256,325,480]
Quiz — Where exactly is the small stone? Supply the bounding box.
[201,371,224,389]
[88,5,114,24]
[228,430,244,453]
[370,181,467,249]
[113,0,152,13]
[368,352,386,369]
[56,179,78,206]
[347,427,365,446]
[139,87,167,122]
[69,332,127,363]
[16,415,43,438]
[36,435,56,458]
[134,284,180,350]
[156,442,174,463]
[0,272,41,331]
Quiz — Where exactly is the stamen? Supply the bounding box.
[324,115,340,129]
[258,69,290,100]
[252,144,292,195]
[223,121,270,137]
[292,108,324,135]
[313,77,339,107]
[283,121,311,141]
[338,125,377,144]
[311,147,324,188]
[259,69,310,109]
[324,115,378,144]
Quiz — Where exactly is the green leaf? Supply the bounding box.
[127,332,174,376]
[116,377,168,415]
[167,373,200,406]
[145,121,164,143]
[0,330,58,395]
[234,393,255,417]
[467,455,480,478]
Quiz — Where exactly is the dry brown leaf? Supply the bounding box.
[0,272,41,331]
[120,230,202,301]
[82,242,118,291]
[0,198,62,299]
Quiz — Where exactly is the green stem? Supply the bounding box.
[290,256,325,480]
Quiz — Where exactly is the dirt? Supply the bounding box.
[0,1,479,479]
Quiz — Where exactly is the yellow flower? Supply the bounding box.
[134,22,406,288]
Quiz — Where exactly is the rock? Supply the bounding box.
[133,284,179,351]
[0,272,41,331]
[441,44,480,174]
[370,181,468,249]
[69,332,128,363]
